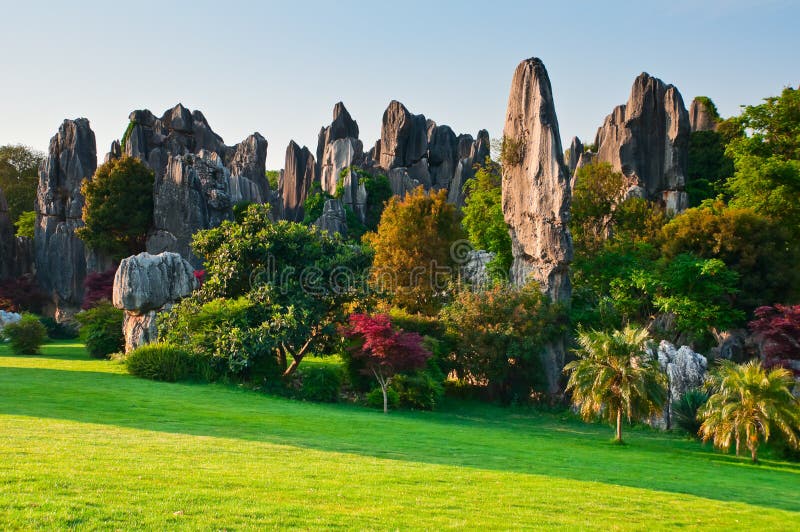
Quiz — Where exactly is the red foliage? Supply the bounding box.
[82,268,117,310]
[194,269,206,287]
[341,313,431,378]
[749,304,800,375]
[0,274,46,313]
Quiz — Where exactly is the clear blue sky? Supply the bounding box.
[0,0,797,169]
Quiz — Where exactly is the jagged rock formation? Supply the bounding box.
[501,57,573,395]
[316,102,360,168]
[461,250,495,287]
[689,97,718,132]
[373,100,489,203]
[282,141,316,222]
[594,73,690,213]
[116,104,270,265]
[652,340,707,428]
[34,118,97,319]
[567,136,583,176]
[313,199,348,237]
[448,129,490,206]
[147,151,241,267]
[112,251,196,352]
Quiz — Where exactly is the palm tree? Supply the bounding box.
[565,326,667,443]
[698,360,800,463]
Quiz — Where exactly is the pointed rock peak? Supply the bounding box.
[689,97,720,132]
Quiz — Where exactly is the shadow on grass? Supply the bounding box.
[0,364,798,514]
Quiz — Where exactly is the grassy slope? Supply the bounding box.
[1,341,798,530]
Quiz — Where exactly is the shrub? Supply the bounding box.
[0,274,47,313]
[13,210,36,238]
[294,363,343,403]
[3,313,47,355]
[367,387,399,410]
[76,301,124,359]
[672,389,708,436]
[390,371,444,410]
[125,343,194,382]
[39,317,79,340]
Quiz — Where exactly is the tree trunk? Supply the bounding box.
[281,337,315,377]
[615,409,623,443]
[750,446,758,463]
[382,384,388,414]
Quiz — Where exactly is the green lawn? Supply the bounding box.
[1,341,798,529]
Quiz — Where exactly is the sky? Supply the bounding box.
[0,0,797,169]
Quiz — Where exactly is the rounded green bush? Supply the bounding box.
[125,343,193,382]
[3,313,47,355]
[366,387,399,410]
[76,301,124,359]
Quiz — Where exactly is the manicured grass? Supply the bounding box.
[1,341,798,529]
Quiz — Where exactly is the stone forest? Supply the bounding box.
[2,49,799,528]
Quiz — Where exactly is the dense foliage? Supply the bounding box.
[749,304,800,375]
[161,204,369,380]
[77,156,155,259]
[365,187,465,315]
[0,145,43,229]
[13,210,36,239]
[440,281,564,403]
[82,268,117,310]
[2,313,47,355]
[461,158,512,279]
[126,343,195,382]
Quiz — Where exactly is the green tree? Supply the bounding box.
[76,156,154,259]
[661,200,800,312]
[365,187,465,315]
[13,211,36,239]
[565,326,667,443]
[461,158,513,279]
[686,130,734,206]
[440,281,565,403]
[176,203,370,376]
[265,170,280,191]
[570,162,627,255]
[0,145,43,229]
[699,360,800,463]
[725,87,800,230]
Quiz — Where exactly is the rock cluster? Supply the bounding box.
[112,252,197,352]
[501,57,573,394]
[313,199,348,237]
[594,73,690,212]
[316,103,366,219]
[689,97,718,132]
[652,340,707,428]
[34,118,98,318]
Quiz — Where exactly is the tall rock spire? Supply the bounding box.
[501,57,573,394]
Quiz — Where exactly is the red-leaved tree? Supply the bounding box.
[82,268,117,310]
[749,304,800,376]
[341,313,431,413]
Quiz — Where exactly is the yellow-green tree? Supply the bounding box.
[365,187,464,315]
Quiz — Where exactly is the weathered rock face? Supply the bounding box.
[653,340,707,428]
[282,141,316,222]
[689,98,718,133]
[35,118,97,318]
[501,58,573,395]
[313,199,348,237]
[378,101,429,170]
[147,151,237,267]
[448,129,491,206]
[228,132,270,200]
[0,310,21,332]
[316,102,359,169]
[112,251,196,352]
[461,250,495,288]
[567,136,583,176]
[594,73,690,212]
[502,58,573,299]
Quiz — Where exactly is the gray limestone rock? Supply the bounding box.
[34,118,97,318]
[313,199,348,237]
[594,73,690,212]
[281,141,316,222]
[689,97,718,132]
[501,57,573,394]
